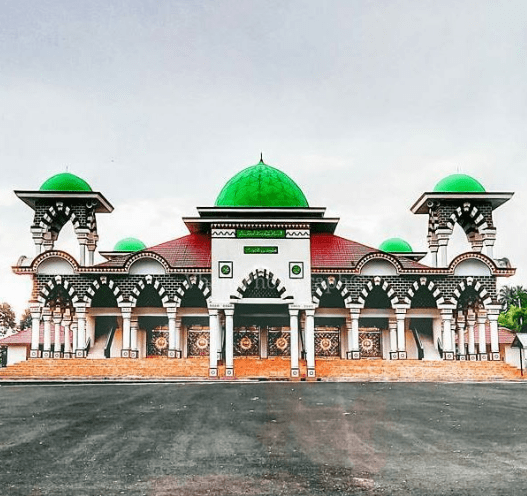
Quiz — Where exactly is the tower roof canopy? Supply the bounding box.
[215,158,309,207]
[433,174,485,193]
[40,172,92,192]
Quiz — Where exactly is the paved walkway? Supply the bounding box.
[1,383,526,495]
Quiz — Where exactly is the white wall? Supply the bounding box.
[453,258,491,276]
[211,234,312,305]
[129,258,166,275]
[7,345,27,365]
[360,259,397,276]
[37,257,74,275]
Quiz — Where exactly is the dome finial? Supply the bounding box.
[259,152,264,163]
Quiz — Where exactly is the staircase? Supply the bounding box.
[0,357,523,382]
[420,333,442,361]
[87,335,107,359]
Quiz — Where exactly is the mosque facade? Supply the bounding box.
[10,158,515,377]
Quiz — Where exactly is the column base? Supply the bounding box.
[225,367,234,377]
[398,351,407,360]
[209,368,218,377]
[479,353,488,361]
[167,349,182,358]
[121,349,130,358]
[63,352,72,359]
[29,349,41,358]
[130,349,139,359]
[42,350,52,359]
[75,349,87,358]
[491,352,501,361]
[457,354,467,361]
[307,367,316,378]
[468,354,478,361]
[390,351,399,360]
[291,368,299,378]
[347,351,361,360]
[443,351,455,360]
[53,351,63,359]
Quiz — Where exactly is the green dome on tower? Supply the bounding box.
[433,174,485,193]
[113,238,146,252]
[40,172,92,192]
[215,158,309,207]
[379,238,413,253]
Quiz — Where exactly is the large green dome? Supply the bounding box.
[379,238,413,253]
[113,238,146,252]
[433,174,485,193]
[40,172,92,192]
[215,158,309,207]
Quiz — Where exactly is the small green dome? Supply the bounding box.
[40,172,92,192]
[379,238,413,253]
[215,158,309,207]
[433,174,485,193]
[113,238,146,252]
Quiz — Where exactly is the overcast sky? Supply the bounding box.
[1,0,526,317]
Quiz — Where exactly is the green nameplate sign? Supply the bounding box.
[244,246,278,254]
[237,229,285,238]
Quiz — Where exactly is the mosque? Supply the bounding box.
[3,157,516,377]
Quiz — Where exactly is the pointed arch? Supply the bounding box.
[445,203,489,236]
[38,275,80,305]
[39,203,81,235]
[232,268,292,300]
[175,276,211,305]
[357,277,399,308]
[312,277,351,306]
[129,275,171,307]
[403,278,445,307]
[85,277,124,307]
[451,277,493,307]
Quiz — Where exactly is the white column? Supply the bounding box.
[42,309,52,356]
[120,305,131,357]
[76,305,87,356]
[305,309,315,377]
[467,313,476,356]
[487,306,501,359]
[457,312,466,358]
[225,308,234,376]
[477,310,487,358]
[440,307,454,359]
[53,309,62,357]
[30,306,41,357]
[389,319,397,359]
[289,308,299,376]
[208,309,219,375]
[349,306,360,358]
[167,306,177,357]
[130,318,138,358]
[437,231,450,267]
[395,307,407,359]
[63,309,72,357]
[71,320,78,352]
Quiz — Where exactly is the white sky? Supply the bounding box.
[1,0,526,317]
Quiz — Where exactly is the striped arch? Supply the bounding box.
[357,276,399,308]
[38,275,80,305]
[39,203,81,233]
[451,277,493,307]
[446,203,489,234]
[403,277,445,307]
[175,276,211,305]
[232,268,291,300]
[85,277,124,306]
[312,278,352,306]
[129,275,171,307]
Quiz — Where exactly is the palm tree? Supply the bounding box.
[499,285,517,312]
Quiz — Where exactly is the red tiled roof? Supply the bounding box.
[310,233,429,270]
[96,234,211,268]
[0,326,70,346]
[454,324,516,345]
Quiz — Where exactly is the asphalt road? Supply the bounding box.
[0,382,526,495]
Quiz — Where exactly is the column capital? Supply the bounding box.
[487,312,500,322]
[42,308,52,320]
[485,304,502,316]
[166,306,178,316]
[348,306,362,316]
[208,309,219,317]
[305,309,315,317]
[394,306,409,316]
[74,303,87,313]
[224,308,235,317]
[288,308,299,317]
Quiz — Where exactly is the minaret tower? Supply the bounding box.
[15,172,113,266]
[411,174,513,267]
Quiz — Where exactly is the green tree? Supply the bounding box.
[0,302,16,335]
[499,304,527,333]
[20,308,32,330]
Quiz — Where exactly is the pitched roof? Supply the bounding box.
[454,324,516,345]
[97,234,211,268]
[310,233,429,270]
[0,326,69,346]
